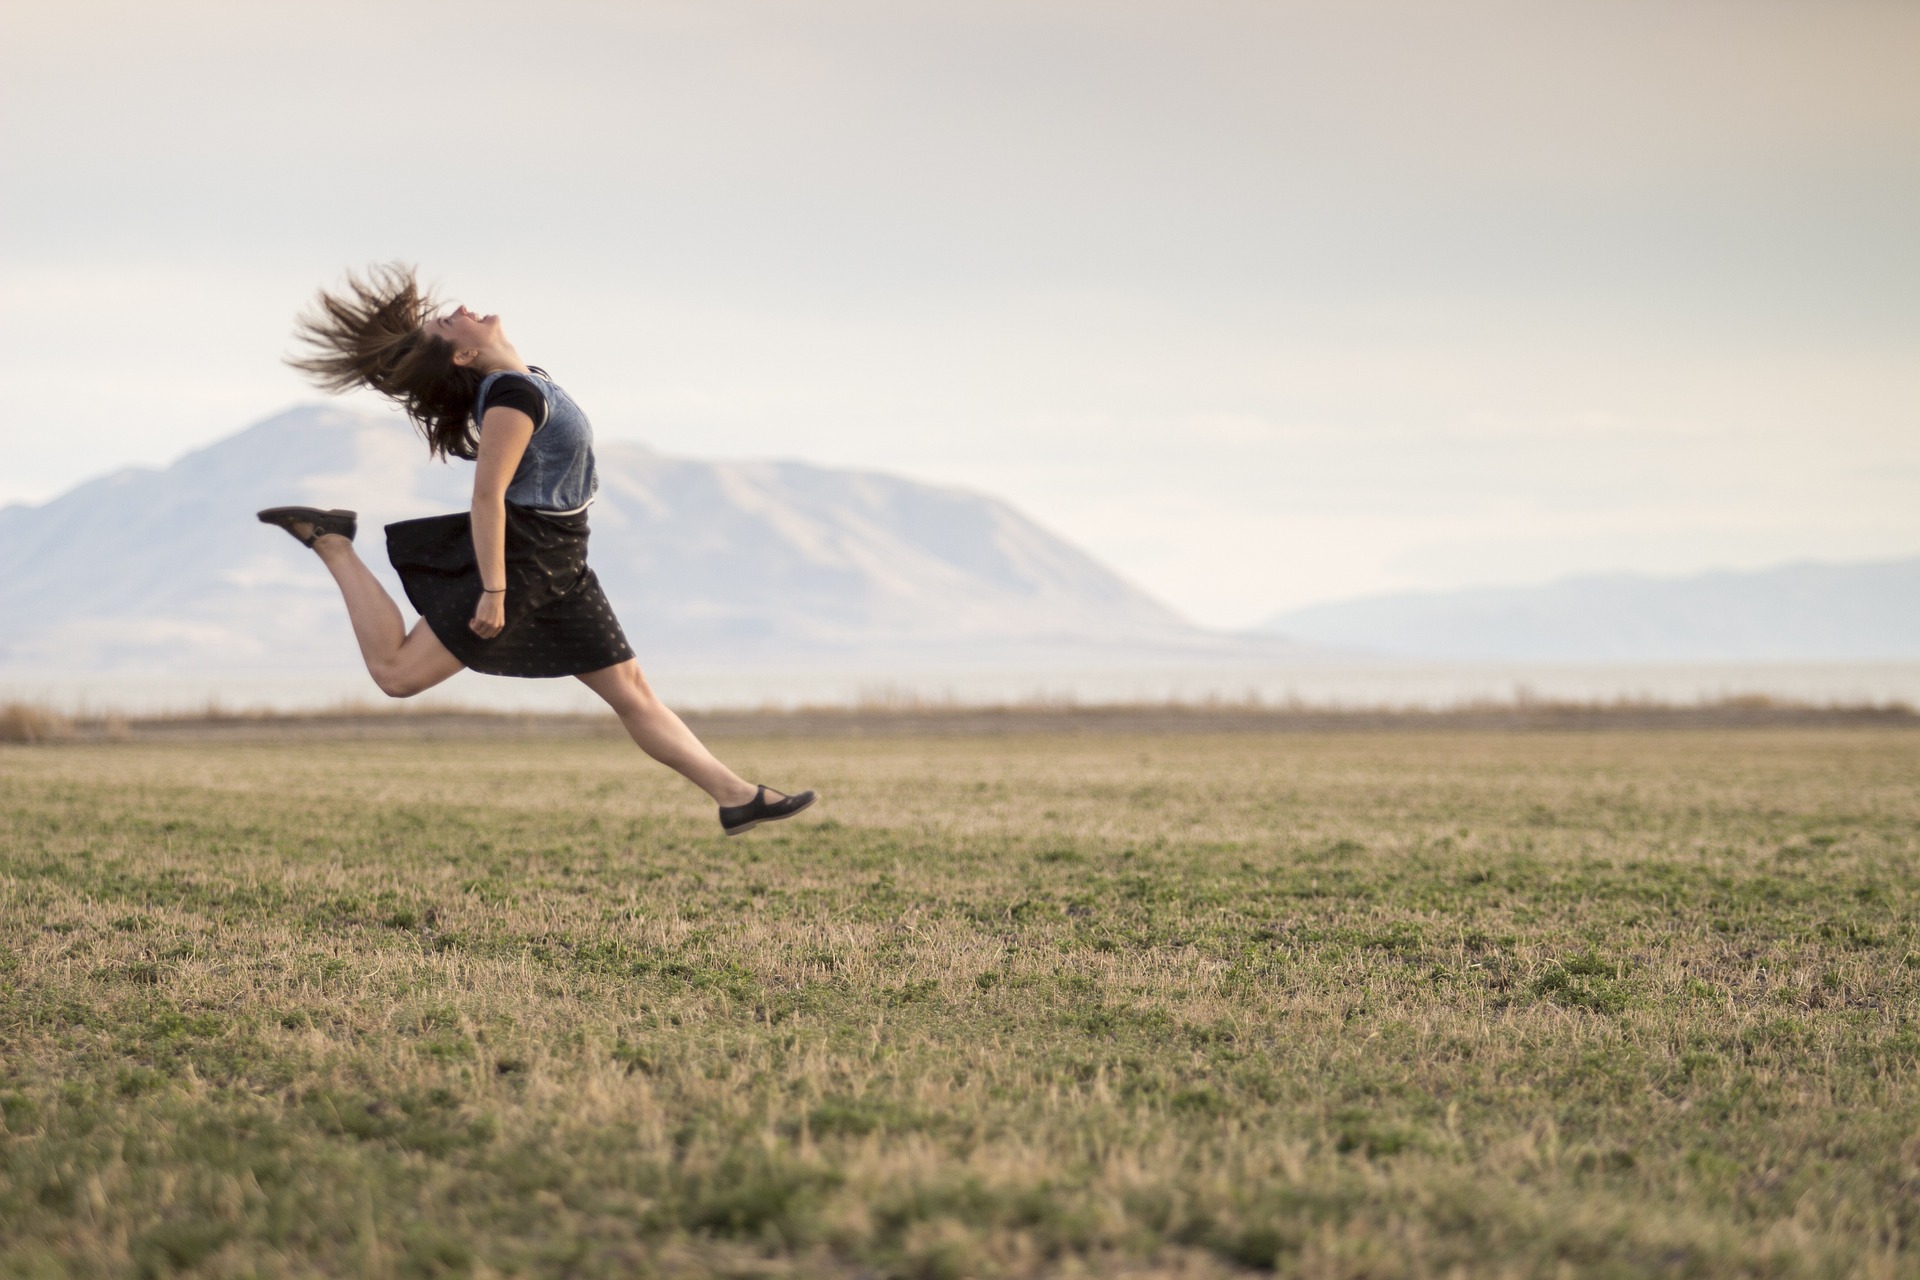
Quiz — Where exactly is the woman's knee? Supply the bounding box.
[602,664,659,715]
[371,662,426,699]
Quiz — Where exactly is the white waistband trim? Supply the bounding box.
[533,497,595,517]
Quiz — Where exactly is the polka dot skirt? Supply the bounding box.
[386,506,635,678]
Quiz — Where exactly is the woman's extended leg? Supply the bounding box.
[575,660,761,805]
[306,531,465,698]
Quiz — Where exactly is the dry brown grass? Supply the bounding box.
[0,704,71,744]
[2,728,1918,1277]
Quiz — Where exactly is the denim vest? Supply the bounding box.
[472,366,598,513]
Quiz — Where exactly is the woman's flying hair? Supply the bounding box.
[287,263,483,460]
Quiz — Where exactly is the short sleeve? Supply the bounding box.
[480,375,549,431]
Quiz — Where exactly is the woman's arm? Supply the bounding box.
[468,405,537,639]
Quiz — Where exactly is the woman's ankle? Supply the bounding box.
[716,781,760,807]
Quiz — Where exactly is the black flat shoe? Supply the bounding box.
[719,785,817,836]
[258,506,358,547]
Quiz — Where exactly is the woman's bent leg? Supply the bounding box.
[312,534,464,697]
[575,660,758,805]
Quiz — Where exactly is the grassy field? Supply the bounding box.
[2,726,1918,1278]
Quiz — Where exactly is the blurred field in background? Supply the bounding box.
[3,725,1919,1277]
[12,660,1920,720]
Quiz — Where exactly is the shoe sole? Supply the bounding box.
[257,507,357,522]
[724,792,817,836]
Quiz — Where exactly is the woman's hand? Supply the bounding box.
[470,589,506,638]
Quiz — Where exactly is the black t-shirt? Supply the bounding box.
[478,374,547,429]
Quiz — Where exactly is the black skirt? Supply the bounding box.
[386,504,635,678]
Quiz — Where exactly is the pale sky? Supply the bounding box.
[3,0,1916,628]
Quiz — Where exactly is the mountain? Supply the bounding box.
[1257,562,1920,662]
[0,405,1309,674]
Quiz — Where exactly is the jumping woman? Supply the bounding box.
[258,264,815,836]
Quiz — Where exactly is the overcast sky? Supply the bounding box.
[3,0,1916,627]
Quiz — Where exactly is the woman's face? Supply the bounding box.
[425,304,503,364]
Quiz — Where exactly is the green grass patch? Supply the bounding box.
[2,728,1918,1276]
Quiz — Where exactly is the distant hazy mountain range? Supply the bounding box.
[0,405,1313,674]
[10,405,1912,677]
[1258,562,1920,661]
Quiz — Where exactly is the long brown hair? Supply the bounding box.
[287,264,484,460]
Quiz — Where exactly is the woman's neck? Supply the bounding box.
[476,343,533,376]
